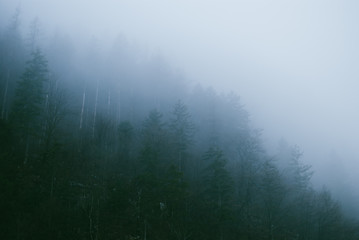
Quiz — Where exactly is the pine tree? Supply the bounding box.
[201,147,234,240]
[10,49,48,138]
[10,49,49,164]
[141,109,167,174]
[260,159,287,240]
[169,100,194,171]
[0,7,25,120]
[117,121,134,173]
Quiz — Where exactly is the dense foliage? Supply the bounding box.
[1,11,359,240]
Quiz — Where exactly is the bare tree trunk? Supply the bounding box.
[40,79,50,146]
[16,215,21,240]
[50,175,55,198]
[118,89,121,124]
[96,199,100,240]
[89,195,94,240]
[107,89,111,116]
[144,220,147,240]
[92,80,99,138]
[24,137,29,165]
[80,88,86,129]
[1,69,9,119]
[179,151,182,172]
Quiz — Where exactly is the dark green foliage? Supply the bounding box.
[169,100,195,172]
[1,19,358,240]
[200,147,235,240]
[315,188,343,240]
[259,159,287,239]
[10,49,48,137]
[202,147,234,211]
[117,121,134,173]
[118,121,133,148]
[140,109,168,174]
[169,100,194,152]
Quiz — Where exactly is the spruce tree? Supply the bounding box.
[201,147,234,240]
[10,49,48,164]
[169,100,194,171]
[10,49,48,138]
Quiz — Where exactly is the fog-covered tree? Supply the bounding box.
[259,159,287,239]
[10,49,49,162]
[201,147,234,240]
[169,100,195,171]
[0,7,25,120]
[315,188,343,240]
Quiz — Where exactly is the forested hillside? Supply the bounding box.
[1,11,359,240]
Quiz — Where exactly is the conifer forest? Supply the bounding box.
[1,2,359,240]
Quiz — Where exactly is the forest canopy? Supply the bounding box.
[0,9,359,240]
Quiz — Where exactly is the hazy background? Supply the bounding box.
[1,0,359,205]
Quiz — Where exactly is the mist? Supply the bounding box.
[1,0,359,239]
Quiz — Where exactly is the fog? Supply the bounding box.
[1,0,359,229]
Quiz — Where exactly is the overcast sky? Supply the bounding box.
[1,0,359,189]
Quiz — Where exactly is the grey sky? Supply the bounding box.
[1,0,359,190]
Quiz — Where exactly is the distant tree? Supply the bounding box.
[162,164,190,240]
[41,78,67,161]
[201,147,234,240]
[27,17,41,52]
[234,129,264,239]
[279,143,313,192]
[259,159,287,240]
[315,188,343,240]
[0,119,17,239]
[169,100,195,171]
[140,109,167,175]
[133,110,168,239]
[0,7,25,120]
[276,142,315,239]
[10,49,49,163]
[117,121,134,173]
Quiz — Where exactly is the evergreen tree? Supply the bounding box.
[117,121,134,173]
[140,109,167,174]
[0,7,25,120]
[259,159,287,240]
[201,147,234,240]
[169,100,194,171]
[162,164,190,239]
[315,188,343,240]
[10,49,48,140]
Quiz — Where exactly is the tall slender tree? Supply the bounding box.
[10,49,49,163]
[169,100,194,171]
[201,147,234,240]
